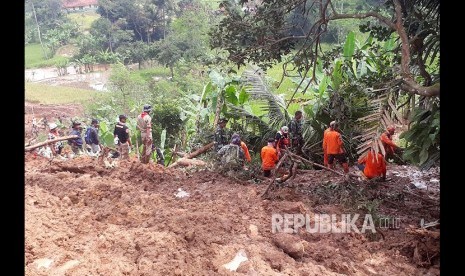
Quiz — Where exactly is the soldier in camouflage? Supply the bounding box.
[214,118,229,152]
[137,104,153,164]
[289,110,304,155]
[217,136,245,172]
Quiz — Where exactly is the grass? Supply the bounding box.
[25,83,99,105]
[130,67,172,82]
[67,11,100,32]
[25,43,70,69]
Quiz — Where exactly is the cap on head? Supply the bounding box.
[281,126,289,133]
[91,119,99,124]
[231,136,241,145]
[49,123,57,130]
[72,121,81,127]
[329,121,337,127]
[231,133,240,140]
[143,104,152,112]
[119,114,127,120]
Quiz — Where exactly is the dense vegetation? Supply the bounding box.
[25,0,439,169]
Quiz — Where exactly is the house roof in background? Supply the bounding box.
[62,0,98,9]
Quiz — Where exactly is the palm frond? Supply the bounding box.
[355,91,403,157]
[241,67,290,130]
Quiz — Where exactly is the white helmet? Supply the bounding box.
[49,123,58,130]
[281,126,289,133]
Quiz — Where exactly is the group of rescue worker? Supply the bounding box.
[44,104,401,181]
[214,110,401,181]
[45,104,164,165]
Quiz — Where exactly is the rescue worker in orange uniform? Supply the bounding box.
[322,121,335,167]
[357,149,387,180]
[275,126,290,158]
[261,138,279,177]
[380,125,401,159]
[231,133,251,163]
[322,121,349,173]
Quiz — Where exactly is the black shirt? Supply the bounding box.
[113,122,129,143]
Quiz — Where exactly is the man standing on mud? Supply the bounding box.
[323,121,335,167]
[137,104,153,164]
[261,138,279,177]
[323,121,349,173]
[48,123,63,156]
[289,110,304,155]
[86,119,101,155]
[114,114,131,160]
[214,118,229,152]
[68,121,83,155]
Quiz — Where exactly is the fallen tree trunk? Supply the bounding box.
[168,142,214,168]
[284,150,358,178]
[168,158,207,168]
[25,135,78,152]
[184,142,214,159]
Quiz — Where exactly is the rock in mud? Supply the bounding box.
[248,224,259,237]
[273,233,309,259]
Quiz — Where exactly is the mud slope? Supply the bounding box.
[25,155,439,275]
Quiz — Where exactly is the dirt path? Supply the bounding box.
[25,155,439,275]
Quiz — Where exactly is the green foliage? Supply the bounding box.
[399,103,440,169]
[67,11,101,32]
[151,102,185,149]
[343,31,356,59]
[97,120,117,146]
[25,44,67,69]
[25,0,70,44]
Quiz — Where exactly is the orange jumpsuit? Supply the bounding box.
[241,141,251,162]
[323,127,331,166]
[323,130,343,155]
[358,151,386,179]
[261,145,279,170]
[380,132,397,157]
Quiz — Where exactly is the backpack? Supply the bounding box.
[84,127,93,144]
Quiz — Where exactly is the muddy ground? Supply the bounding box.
[25,151,440,275]
[25,102,84,142]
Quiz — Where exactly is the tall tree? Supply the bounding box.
[211,0,440,97]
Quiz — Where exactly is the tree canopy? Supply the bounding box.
[210,0,439,97]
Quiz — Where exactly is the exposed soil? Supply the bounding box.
[25,102,84,142]
[25,152,440,275]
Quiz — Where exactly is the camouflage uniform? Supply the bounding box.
[217,144,245,172]
[214,126,229,152]
[289,118,304,154]
[137,112,152,164]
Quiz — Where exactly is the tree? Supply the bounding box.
[153,8,214,78]
[116,41,150,69]
[97,0,179,43]
[211,0,440,97]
